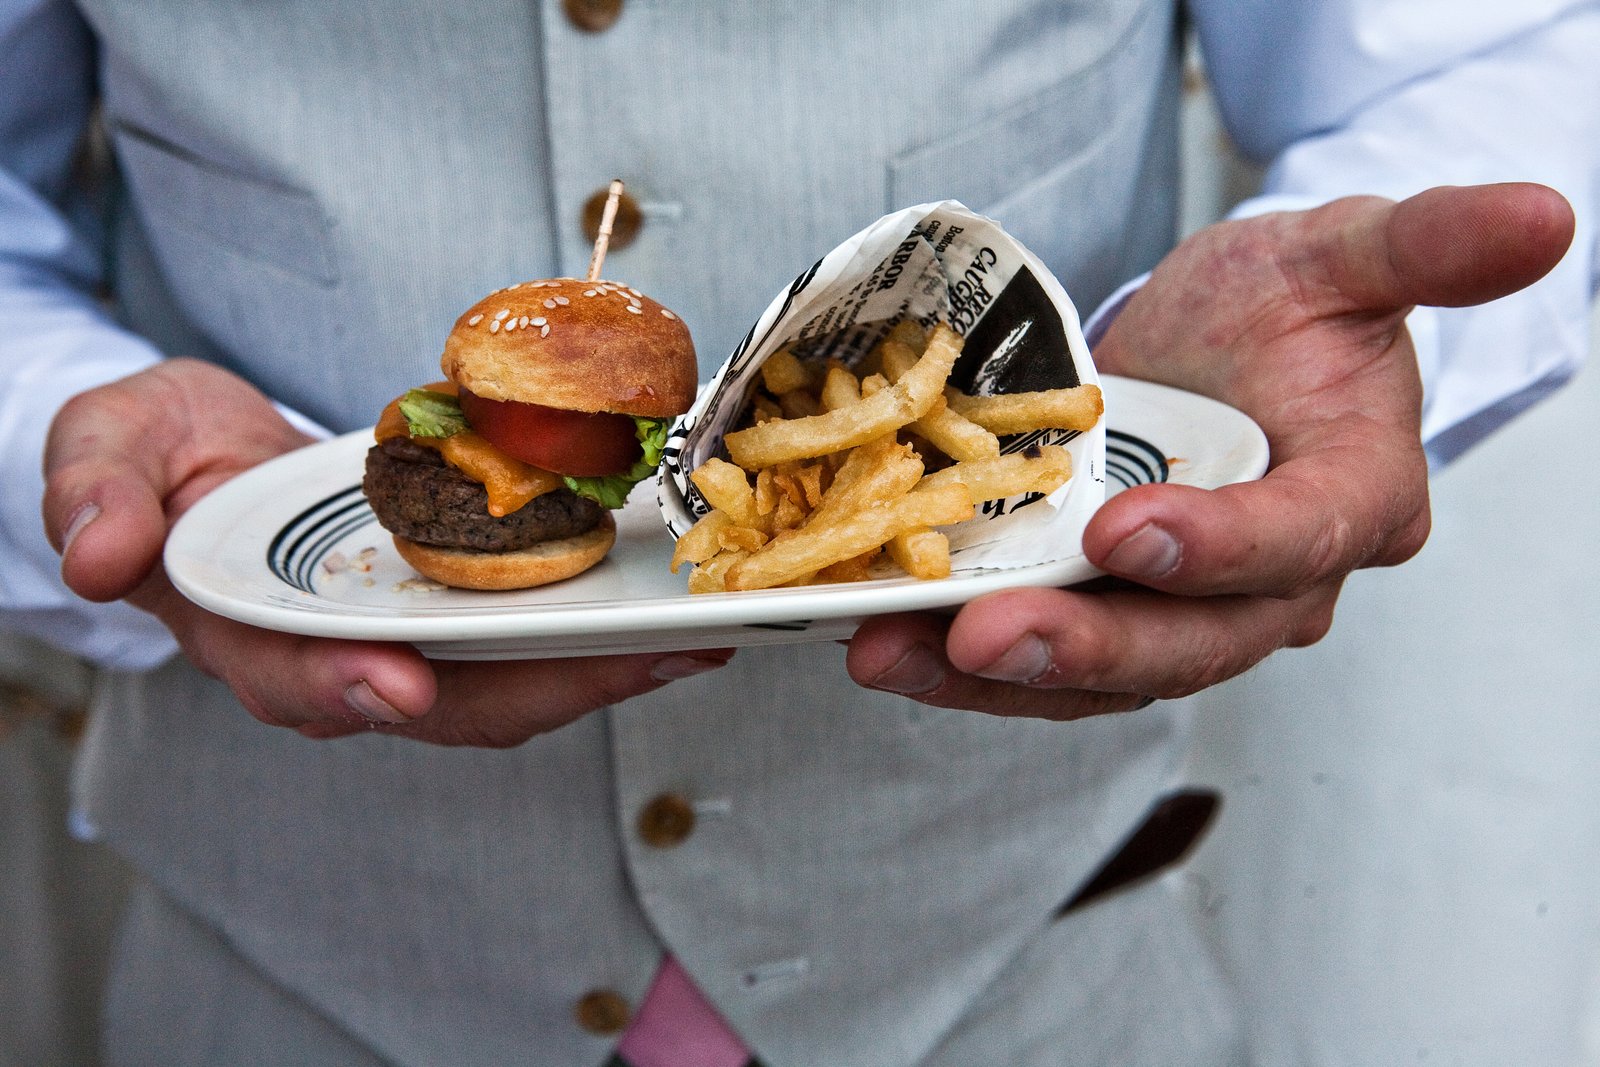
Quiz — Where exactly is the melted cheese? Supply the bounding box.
[376,389,563,516]
[439,432,564,516]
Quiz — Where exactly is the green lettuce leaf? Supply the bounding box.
[397,389,468,438]
[564,416,672,510]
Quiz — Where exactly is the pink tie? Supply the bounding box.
[614,956,753,1067]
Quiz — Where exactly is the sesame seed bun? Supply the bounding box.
[390,512,617,591]
[441,278,697,418]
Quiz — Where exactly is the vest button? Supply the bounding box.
[637,792,696,848]
[573,988,631,1034]
[581,185,643,253]
[563,0,623,34]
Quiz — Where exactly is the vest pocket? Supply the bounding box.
[109,120,339,286]
[884,0,1170,216]
[882,1,1179,313]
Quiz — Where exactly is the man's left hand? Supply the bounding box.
[846,183,1573,718]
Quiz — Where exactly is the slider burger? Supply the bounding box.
[362,278,697,589]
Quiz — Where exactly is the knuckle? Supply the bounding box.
[52,388,106,432]
[1288,606,1336,648]
[1299,514,1360,592]
[433,721,527,749]
[1379,507,1432,567]
[1038,614,1118,690]
[1168,634,1247,699]
[1286,587,1341,648]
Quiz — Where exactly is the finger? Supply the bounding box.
[138,580,440,729]
[139,570,736,742]
[43,387,181,602]
[946,584,1338,700]
[1305,183,1574,314]
[43,360,313,602]
[845,610,1174,719]
[850,582,1337,717]
[1083,431,1430,599]
[374,649,737,747]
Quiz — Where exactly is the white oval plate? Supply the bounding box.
[164,376,1268,659]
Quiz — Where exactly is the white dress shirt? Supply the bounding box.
[1,0,1597,669]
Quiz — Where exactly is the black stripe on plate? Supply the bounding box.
[1105,430,1167,489]
[267,485,377,593]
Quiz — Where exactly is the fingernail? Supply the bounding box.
[975,634,1052,683]
[1104,522,1181,579]
[868,644,945,695]
[650,655,728,682]
[61,502,101,557]
[343,680,410,724]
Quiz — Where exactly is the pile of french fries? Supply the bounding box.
[671,321,1103,592]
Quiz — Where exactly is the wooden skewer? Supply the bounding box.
[586,178,625,282]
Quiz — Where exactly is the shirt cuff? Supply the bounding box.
[0,305,176,669]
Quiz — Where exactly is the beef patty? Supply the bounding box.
[363,437,604,552]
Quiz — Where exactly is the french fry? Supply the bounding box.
[886,528,950,581]
[771,493,807,532]
[718,525,769,554]
[886,319,927,351]
[760,347,811,395]
[670,509,735,573]
[687,549,747,594]
[750,395,783,423]
[805,436,922,528]
[675,316,1098,592]
[725,483,974,591]
[813,549,881,585]
[777,388,822,420]
[820,364,862,411]
[878,341,998,462]
[944,385,1104,434]
[918,446,1074,501]
[911,394,999,463]
[690,458,762,528]
[765,461,830,515]
[723,324,961,468]
[877,338,919,381]
[753,467,780,516]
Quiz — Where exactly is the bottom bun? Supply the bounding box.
[392,512,616,591]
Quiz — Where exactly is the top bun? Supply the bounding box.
[441,278,697,418]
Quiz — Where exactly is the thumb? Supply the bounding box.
[1314,182,1574,313]
[43,382,176,602]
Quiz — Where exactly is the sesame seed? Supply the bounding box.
[505,318,519,331]
[661,309,676,319]
[583,290,597,297]
[530,317,546,326]
[627,288,641,297]
[494,309,509,320]
[489,320,501,333]
[468,314,483,326]
[543,298,557,309]
[625,304,642,314]
[540,324,551,337]
[555,296,570,305]
[518,316,529,328]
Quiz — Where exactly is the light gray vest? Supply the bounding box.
[75,2,1191,1064]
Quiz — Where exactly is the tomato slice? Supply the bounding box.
[458,391,641,477]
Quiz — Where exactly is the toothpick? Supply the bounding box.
[586,178,625,282]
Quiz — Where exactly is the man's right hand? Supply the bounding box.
[41,359,731,745]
